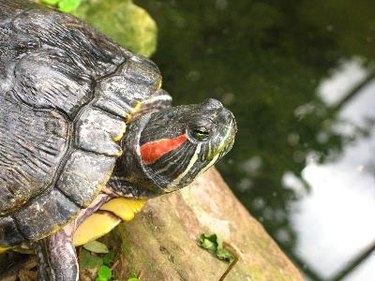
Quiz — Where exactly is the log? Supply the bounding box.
[112,168,303,281]
[0,168,302,280]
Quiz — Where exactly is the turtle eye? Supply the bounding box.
[191,127,210,141]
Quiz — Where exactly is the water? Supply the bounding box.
[137,1,375,279]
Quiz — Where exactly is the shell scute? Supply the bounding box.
[0,94,69,215]
[13,189,80,241]
[56,150,115,208]
[75,107,125,156]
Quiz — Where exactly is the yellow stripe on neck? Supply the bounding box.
[0,246,11,254]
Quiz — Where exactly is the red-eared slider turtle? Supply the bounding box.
[0,0,237,280]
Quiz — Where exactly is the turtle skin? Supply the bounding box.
[0,0,168,247]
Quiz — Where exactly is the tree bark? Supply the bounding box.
[113,168,303,281]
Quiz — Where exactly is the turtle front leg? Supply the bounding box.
[34,226,78,281]
[34,193,112,281]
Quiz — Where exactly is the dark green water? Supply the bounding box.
[136,1,375,279]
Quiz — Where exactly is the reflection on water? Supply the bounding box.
[290,59,375,280]
[137,0,375,279]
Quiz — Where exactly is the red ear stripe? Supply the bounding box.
[140,134,188,164]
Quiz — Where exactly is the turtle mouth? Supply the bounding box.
[222,132,236,156]
[206,118,237,161]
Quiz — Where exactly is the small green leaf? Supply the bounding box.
[79,248,103,269]
[42,0,60,5]
[127,273,141,281]
[103,250,116,266]
[58,0,81,12]
[216,247,235,263]
[84,240,109,254]
[96,265,112,281]
[199,233,218,253]
[198,233,235,263]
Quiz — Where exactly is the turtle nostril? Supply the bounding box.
[216,107,237,133]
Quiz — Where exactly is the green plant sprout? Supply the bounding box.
[80,240,117,281]
[41,0,81,12]
[127,273,142,281]
[198,234,239,281]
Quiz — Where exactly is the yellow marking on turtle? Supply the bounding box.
[38,215,80,242]
[208,120,234,160]
[65,23,84,28]
[156,79,162,90]
[0,246,12,253]
[167,143,202,191]
[81,171,114,208]
[100,198,146,221]
[112,122,127,142]
[198,153,220,177]
[134,101,144,112]
[113,148,123,158]
[125,101,144,122]
[73,212,121,247]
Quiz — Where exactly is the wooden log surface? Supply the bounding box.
[0,168,303,281]
[112,168,303,281]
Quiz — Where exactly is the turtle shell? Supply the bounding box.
[0,0,166,247]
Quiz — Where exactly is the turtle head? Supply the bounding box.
[114,98,236,197]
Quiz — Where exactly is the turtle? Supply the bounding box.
[0,0,237,280]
